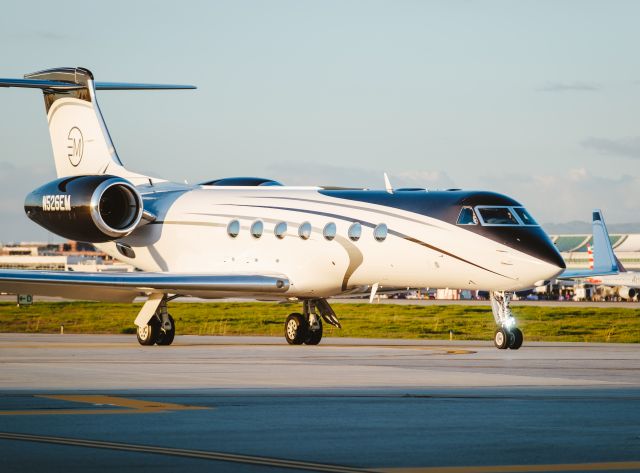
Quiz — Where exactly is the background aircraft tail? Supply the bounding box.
[590,209,618,274]
[558,209,618,280]
[0,67,195,184]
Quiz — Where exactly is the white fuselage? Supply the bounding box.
[96,184,563,298]
[585,272,640,288]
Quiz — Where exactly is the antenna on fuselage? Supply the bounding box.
[383,173,393,194]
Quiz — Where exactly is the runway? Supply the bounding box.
[1,334,639,472]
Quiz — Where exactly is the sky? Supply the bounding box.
[1,0,639,241]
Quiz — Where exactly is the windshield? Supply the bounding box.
[513,207,538,226]
[474,206,540,227]
[476,207,519,225]
[457,207,478,225]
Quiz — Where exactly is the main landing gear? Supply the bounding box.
[136,296,176,346]
[490,291,523,350]
[284,299,341,346]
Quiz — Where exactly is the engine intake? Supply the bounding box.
[25,175,143,242]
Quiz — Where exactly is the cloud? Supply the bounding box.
[582,136,640,159]
[265,162,455,189]
[478,168,640,225]
[536,81,601,92]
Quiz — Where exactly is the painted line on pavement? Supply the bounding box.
[0,432,372,473]
[0,395,209,416]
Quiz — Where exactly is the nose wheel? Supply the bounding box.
[494,327,523,350]
[490,291,524,350]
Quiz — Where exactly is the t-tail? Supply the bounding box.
[0,67,195,184]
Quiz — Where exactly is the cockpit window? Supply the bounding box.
[457,207,478,225]
[513,207,538,226]
[476,207,519,226]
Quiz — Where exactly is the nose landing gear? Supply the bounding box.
[490,291,523,350]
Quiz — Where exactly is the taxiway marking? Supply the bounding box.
[0,432,638,473]
[0,395,209,416]
[0,432,370,473]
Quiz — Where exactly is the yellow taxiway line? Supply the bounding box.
[0,395,209,416]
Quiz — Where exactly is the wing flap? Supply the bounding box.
[0,270,290,302]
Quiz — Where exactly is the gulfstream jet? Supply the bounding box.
[0,67,570,349]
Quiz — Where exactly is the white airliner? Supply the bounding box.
[582,255,640,300]
[0,67,604,350]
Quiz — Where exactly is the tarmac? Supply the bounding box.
[1,334,640,472]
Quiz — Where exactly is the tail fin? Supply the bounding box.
[0,67,195,183]
[590,209,618,274]
[558,209,618,279]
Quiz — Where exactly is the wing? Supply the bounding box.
[557,209,619,280]
[0,270,289,302]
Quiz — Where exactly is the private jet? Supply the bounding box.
[0,67,581,349]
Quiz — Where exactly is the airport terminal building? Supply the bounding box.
[552,233,640,270]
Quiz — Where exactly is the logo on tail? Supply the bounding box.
[67,127,84,166]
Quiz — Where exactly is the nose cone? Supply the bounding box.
[476,226,566,277]
[535,238,566,281]
[512,228,566,282]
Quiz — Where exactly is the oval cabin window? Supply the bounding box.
[348,222,362,241]
[374,223,387,242]
[250,220,263,238]
[323,222,337,241]
[298,222,312,240]
[274,221,287,239]
[227,220,240,238]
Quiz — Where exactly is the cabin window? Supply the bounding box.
[298,222,312,240]
[476,207,519,226]
[323,222,337,241]
[348,222,362,241]
[457,207,478,225]
[250,220,263,238]
[227,219,240,238]
[513,207,538,226]
[374,223,388,242]
[274,221,287,239]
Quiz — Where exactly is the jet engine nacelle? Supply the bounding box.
[24,175,143,243]
[618,286,637,300]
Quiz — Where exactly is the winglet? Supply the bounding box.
[383,173,393,194]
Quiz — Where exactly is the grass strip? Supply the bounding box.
[1,301,639,343]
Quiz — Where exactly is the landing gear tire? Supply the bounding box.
[285,313,308,345]
[156,314,175,346]
[493,327,510,350]
[508,327,523,350]
[305,318,323,345]
[137,320,160,346]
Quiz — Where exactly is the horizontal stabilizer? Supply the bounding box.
[95,82,196,90]
[0,78,83,90]
[0,78,196,91]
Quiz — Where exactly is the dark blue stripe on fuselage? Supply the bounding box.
[318,189,565,269]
